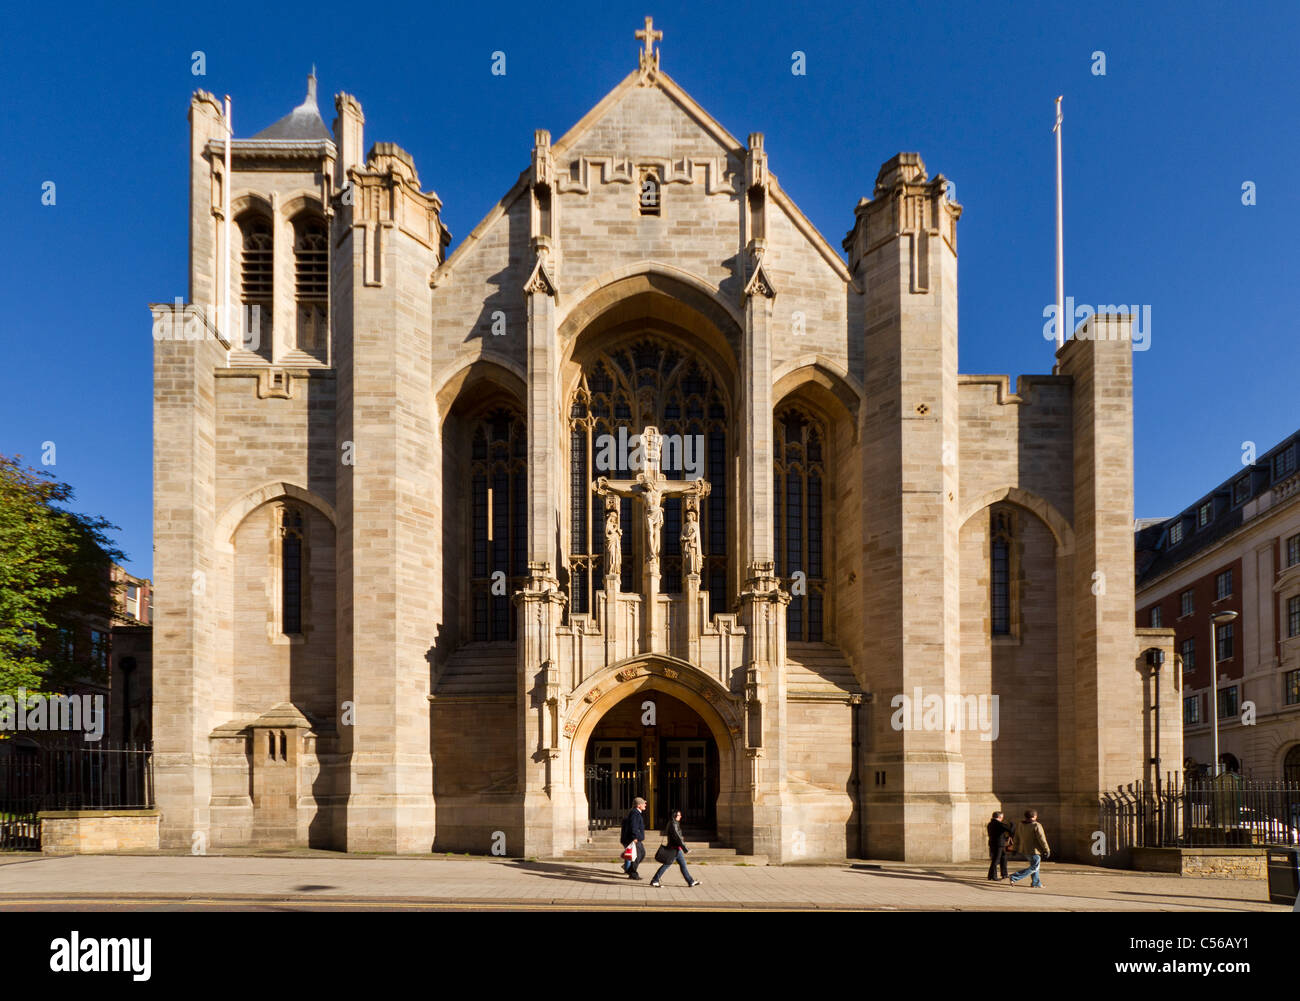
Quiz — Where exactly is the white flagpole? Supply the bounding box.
[223,94,232,346]
[1053,95,1065,350]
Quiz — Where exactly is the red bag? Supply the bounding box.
[621,844,634,860]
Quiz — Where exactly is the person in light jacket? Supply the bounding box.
[650,808,701,887]
[1008,809,1050,888]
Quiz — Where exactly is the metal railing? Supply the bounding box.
[1099,774,1300,853]
[0,739,154,850]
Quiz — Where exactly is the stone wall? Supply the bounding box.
[40,810,160,854]
[1131,846,1268,879]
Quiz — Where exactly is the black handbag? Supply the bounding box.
[654,843,676,864]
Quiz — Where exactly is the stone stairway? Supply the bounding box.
[558,829,766,865]
[785,642,861,698]
[433,641,516,697]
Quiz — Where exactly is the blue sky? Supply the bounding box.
[1,0,1296,578]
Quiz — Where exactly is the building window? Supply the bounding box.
[470,408,527,642]
[1169,521,1184,546]
[90,630,108,674]
[567,339,728,616]
[1197,501,1212,528]
[1285,745,1300,782]
[1275,445,1297,482]
[1283,669,1300,707]
[293,213,328,357]
[1181,637,1196,673]
[1216,569,1233,600]
[1287,533,1300,568]
[1181,589,1194,617]
[238,211,273,354]
[279,506,304,635]
[1216,621,1234,661]
[1289,595,1300,638]
[638,169,661,216]
[775,408,828,642]
[1149,605,1162,628]
[1217,685,1239,719]
[126,584,140,619]
[988,507,1016,637]
[1184,696,1201,725]
[1233,476,1250,506]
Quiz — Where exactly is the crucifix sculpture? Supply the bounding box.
[593,425,710,585]
[635,16,662,75]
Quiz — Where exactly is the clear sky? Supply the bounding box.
[2,0,1297,578]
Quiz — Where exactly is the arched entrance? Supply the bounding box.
[583,690,720,837]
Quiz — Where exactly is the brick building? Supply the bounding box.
[1136,430,1300,782]
[151,23,1168,861]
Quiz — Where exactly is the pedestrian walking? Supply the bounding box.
[986,810,1013,881]
[1008,809,1050,888]
[620,797,648,879]
[650,808,701,888]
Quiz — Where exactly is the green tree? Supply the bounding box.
[0,455,125,699]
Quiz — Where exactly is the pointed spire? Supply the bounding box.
[251,67,332,141]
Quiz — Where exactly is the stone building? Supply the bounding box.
[1136,429,1300,782]
[151,22,1170,862]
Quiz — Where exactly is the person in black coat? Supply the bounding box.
[620,797,647,879]
[987,810,1013,881]
[650,808,701,887]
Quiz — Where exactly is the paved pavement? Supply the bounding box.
[0,853,1290,910]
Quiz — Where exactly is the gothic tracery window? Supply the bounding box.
[990,507,1016,637]
[567,338,728,616]
[293,213,328,358]
[279,506,304,635]
[470,408,527,641]
[774,408,827,642]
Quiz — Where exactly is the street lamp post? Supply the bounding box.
[1209,609,1239,777]
[1146,648,1166,844]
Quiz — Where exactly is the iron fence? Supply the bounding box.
[0,738,154,850]
[1099,774,1300,854]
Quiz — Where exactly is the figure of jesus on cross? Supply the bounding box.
[594,425,709,590]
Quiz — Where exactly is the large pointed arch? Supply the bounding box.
[959,486,1075,557]
[215,481,336,552]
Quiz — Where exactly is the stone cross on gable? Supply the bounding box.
[636,16,662,74]
[593,426,709,579]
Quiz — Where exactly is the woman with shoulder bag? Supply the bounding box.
[650,808,701,887]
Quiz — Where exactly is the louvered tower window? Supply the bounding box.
[294,214,328,357]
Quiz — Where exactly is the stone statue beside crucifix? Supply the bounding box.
[603,495,622,582]
[593,425,710,588]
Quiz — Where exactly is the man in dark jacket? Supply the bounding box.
[620,797,647,879]
[986,810,1012,881]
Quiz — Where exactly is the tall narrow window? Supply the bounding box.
[470,408,527,641]
[293,213,328,359]
[990,508,1015,636]
[238,212,273,357]
[279,507,304,635]
[774,408,827,642]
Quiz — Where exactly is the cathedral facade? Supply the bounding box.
[152,25,1177,863]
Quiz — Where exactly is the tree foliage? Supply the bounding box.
[0,455,125,698]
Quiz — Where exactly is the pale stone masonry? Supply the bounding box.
[151,24,1168,863]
